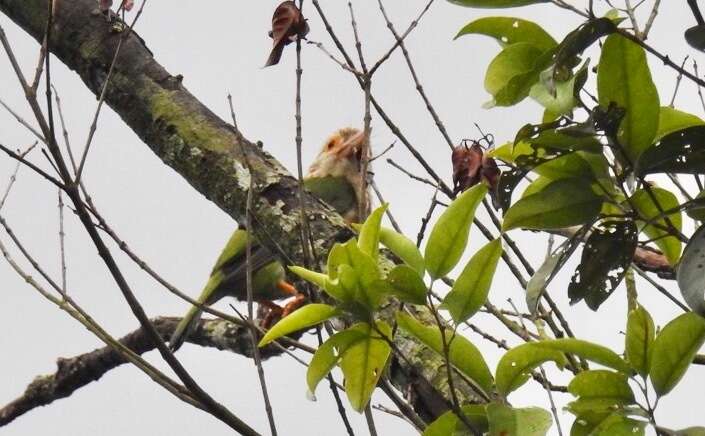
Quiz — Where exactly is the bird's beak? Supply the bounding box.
[338,130,367,161]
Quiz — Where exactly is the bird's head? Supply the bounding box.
[307,127,368,180]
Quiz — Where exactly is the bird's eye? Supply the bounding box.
[326,140,335,150]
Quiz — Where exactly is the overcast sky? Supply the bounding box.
[0,1,702,435]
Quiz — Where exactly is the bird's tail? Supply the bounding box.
[264,44,284,67]
[169,304,203,352]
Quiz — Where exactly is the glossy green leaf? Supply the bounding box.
[377,226,425,276]
[536,338,631,372]
[503,178,602,231]
[492,47,556,107]
[529,130,603,154]
[568,370,635,402]
[289,266,328,289]
[425,184,487,279]
[442,239,503,323]
[259,304,340,347]
[495,343,568,395]
[568,221,638,310]
[339,321,392,412]
[384,265,427,305]
[625,306,656,377]
[630,187,682,265]
[636,126,705,176]
[485,42,543,103]
[566,397,631,416]
[649,312,705,396]
[532,152,596,180]
[487,403,552,436]
[655,107,705,141]
[397,312,493,394]
[455,16,556,51]
[553,18,616,81]
[326,240,382,310]
[357,204,388,261]
[678,224,705,315]
[597,34,660,160]
[530,62,588,116]
[307,328,366,394]
[448,0,550,8]
[521,176,553,198]
[423,405,489,436]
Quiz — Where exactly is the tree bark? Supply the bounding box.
[0,0,477,424]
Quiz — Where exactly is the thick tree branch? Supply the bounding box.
[0,0,477,423]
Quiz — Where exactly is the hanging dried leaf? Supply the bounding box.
[265,1,310,67]
[452,141,502,208]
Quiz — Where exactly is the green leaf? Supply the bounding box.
[687,190,705,221]
[597,34,660,161]
[307,329,367,395]
[630,187,682,265]
[530,62,587,116]
[568,370,635,403]
[378,226,425,276]
[532,152,597,180]
[502,178,602,231]
[655,107,705,141]
[423,405,489,436]
[384,265,428,305]
[495,343,568,395]
[485,43,543,103]
[587,414,646,435]
[326,240,382,310]
[567,221,638,310]
[673,427,705,436]
[448,0,550,8]
[649,312,705,396]
[536,338,631,372]
[339,321,393,412]
[455,17,557,52]
[686,25,705,51]
[442,239,503,323]
[679,224,705,314]
[636,126,705,176]
[526,130,603,154]
[289,266,328,289]
[357,204,388,261]
[526,236,581,314]
[625,306,656,377]
[493,48,556,107]
[259,304,340,347]
[397,312,493,394]
[425,183,487,279]
[553,18,616,81]
[486,403,553,436]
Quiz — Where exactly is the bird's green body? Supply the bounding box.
[169,128,369,350]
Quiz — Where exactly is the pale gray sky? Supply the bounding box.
[0,1,702,435]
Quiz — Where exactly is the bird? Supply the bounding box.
[169,127,370,351]
[264,1,310,68]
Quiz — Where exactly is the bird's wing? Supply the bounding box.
[304,176,358,218]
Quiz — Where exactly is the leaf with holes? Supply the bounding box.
[442,239,503,323]
[455,16,557,52]
[503,178,602,231]
[425,184,487,279]
[630,187,682,265]
[495,343,568,395]
[397,312,493,394]
[486,403,553,436]
[655,107,705,141]
[649,312,705,396]
[678,224,705,315]
[339,321,392,412]
[553,18,616,81]
[598,34,660,161]
[568,221,638,310]
[637,126,705,176]
[625,306,656,377]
